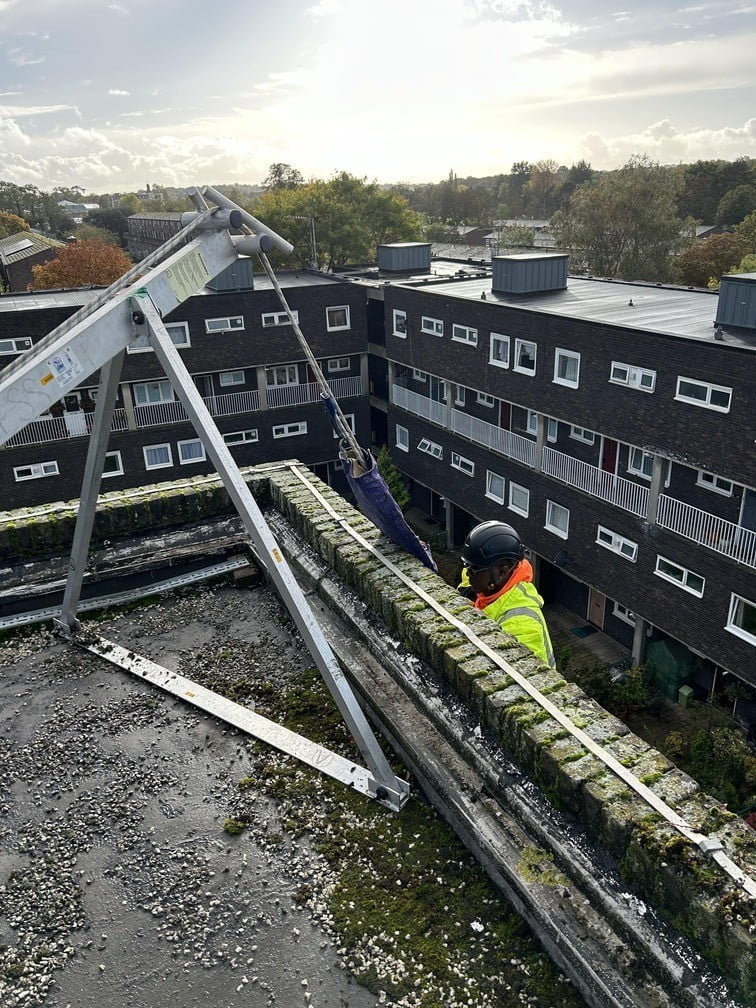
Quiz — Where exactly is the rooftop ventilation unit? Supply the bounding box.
[715,272,756,331]
[491,253,568,295]
[206,257,255,292]
[377,242,431,274]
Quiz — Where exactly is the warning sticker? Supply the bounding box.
[165,250,212,303]
[46,347,84,390]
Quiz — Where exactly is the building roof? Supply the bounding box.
[0,230,65,265]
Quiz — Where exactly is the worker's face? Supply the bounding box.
[467,563,504,596]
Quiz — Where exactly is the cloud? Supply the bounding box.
[108,89,130,96]
[7,47,45,66]
[107,3,130,13]
[0,103,73,118]
[580,118,756,168]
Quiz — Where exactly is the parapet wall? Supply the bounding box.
[1,462,754,1004]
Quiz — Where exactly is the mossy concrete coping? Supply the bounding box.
[1,462,755,1004]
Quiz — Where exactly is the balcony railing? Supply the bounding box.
[133,399,189,428]
[543,447,650,518]
[5,408,129,448]
[658,495,756,567]
[266,375,364,409]
[392,384,446,425]
[451,409,536,467]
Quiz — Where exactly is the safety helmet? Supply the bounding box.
[461,520,525,570]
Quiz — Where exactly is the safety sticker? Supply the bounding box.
[46,347,84,390]
[165,250,212,303]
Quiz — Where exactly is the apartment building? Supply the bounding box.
[1,245,754,700]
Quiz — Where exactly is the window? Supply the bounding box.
[128,322,189,352]
[545,500,569,539]
[178,438,206,464]
[421,316,444,336]
[143,443,173,470]
[266,365,298,387]
[332,414,355,437]
[14,460,59,481]
[219,370,245,387]
[102,451,124,478]
[547,418,558,443]
[596,525,638,562]
[613,602,636,626]
[514,339,537,375]
[273,421,308,438]
[570,425,595,444]
[0,336,32,355]
[133,380,173,406]
[508,481,530,518]
[395,424,409,452]
[454,386,466,406]
[553,348,580,388]
[486,470,505,504]
[392,309,407,337]
[327,357,350,373]
[655,556,705,597]
[412,368,428,382]
[526,410,538,436]
[262,310,298,327]
[451,452,475,476]
[610,361,656,392]
[696,470,734,496]
[726,593,756,646]
[675,376,731,413]
[489,333,510,369]
[418,437,443,459]
[477,392,494,408]
[224,429,258,445]
[628,446,654,480]
[326,305,350,331]
[452,324,478,346]
[205,316,244,334]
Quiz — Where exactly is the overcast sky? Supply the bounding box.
[1,0,754,194]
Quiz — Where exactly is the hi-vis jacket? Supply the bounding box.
[472,559,555,668]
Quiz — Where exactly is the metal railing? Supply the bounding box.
[266,375,363,409]
[451,409,537,467]
[5,408,129,448]
[202,388,260,418]
[543,447,650,518]
[392,384,446,425]
[133,399,189,428]
[658,495,756,568]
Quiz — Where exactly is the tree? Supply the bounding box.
[87,208,129,244]
[498,224,535,248]
[0,211,30,239]
[119,193,144,215]
[263,163,304,190]
[736,210,756,249]
[523,160,563,217]
[376,445,410,512]
[75,223,122,246]
[551,155,683,281]
[733,253,756,274]
[29,239,132,290]
[673,232,750,288]
[715,185,756,226]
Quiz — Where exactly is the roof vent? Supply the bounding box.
[377,242,431,274]
[715,272,756,331]
[207,258,255,292]
[491,253,568,295]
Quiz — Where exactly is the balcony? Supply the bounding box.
[542,447,649,518]
[265,375,364,409]
[451,410,536,467]
[658,495,756,567]
[5,409,129,448]
[392,384,446,425]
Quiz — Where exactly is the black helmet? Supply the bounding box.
[461,521,525,569]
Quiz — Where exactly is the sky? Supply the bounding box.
[0,0,755,195]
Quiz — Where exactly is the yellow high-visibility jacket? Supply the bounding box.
[473,560,555,668]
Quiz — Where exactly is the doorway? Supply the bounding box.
[587,588,606,629]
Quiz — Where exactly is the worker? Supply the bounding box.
[460,520,555,668]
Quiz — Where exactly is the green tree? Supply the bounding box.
[733,253,756,274]
[87,208,129,244]
[263,163,305,190]
[0,211,30,239]
[75,222,122,246]
[523,159,563,217]
[551,155,683,281]
[119,193,144,215]
[673,232,750,287]
[498,224,535,248]
[736,210,756,248]
[715,185,756,226]
[376,445,410,512]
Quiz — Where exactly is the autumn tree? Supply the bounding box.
[29,239,132,290]
[0,211,30,239]
[119,193,144,215]
[552,155,684,281]
[523,160,563,217]
[673,233,750,288]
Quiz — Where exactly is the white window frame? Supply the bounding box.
[513,339,537,376]
[508,481,530,518]
[547,418,558,443]
[628,446,654,480]
[451,452,475,477]
[133,380,174,406]
[726,593,756,646]
[418,437,443,460]
[219,370,245,387]
[596,525,638,562]
[262,310,298,327]
[526,410,538,436]
[102,450,124,478]
[451,324,478,346]
[569,425,595,444]
[327,357,350,373]
[395,424,409,452]
[0,336,32,355]
[613,602,636,627]
[412,368,428,382]
[485,470,505,505]
[13,460,59,481]
[454,385,466,406]
[477,392,495,408]
[610,361,656,392]
[675,376,732,413]
[326,305,350,331]
[696,470,734,496]
[392,309,407,337]
[273,421,308,438]
[489,333,510,369]
[128,322,190,353]
[143,443,173,470]
[224,429,259,445]
[545,500,569,539]
[421,316,444,336]
[177,438,206,465]
[205,316,244,334]
[553,348,580,388]
[266,364,299,387]
[654,555,705,597]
